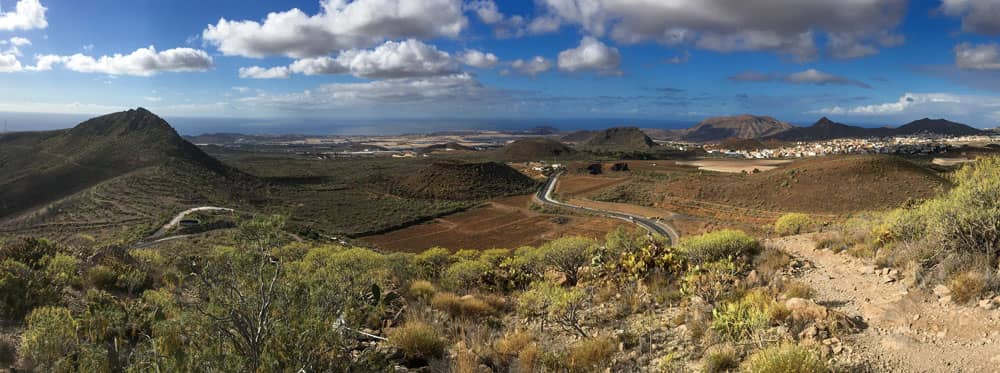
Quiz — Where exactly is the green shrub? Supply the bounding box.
[774,213,819,236]
[681,258,742,302]
[0,260,58,320]
[43,254,79,288]
[566,337,616,372]
[86,265,118,290]
[743,344,828,373]
[711,290,783,340]
[20,307,79,372]
[387,322,447,364]
[538,237,598,286]
[680,230,761,265]
[517,281,590,337]
[703,344,739,373]
[415,247,452,279]
[443,259,494,291]
[0,237,62,269]
[408,280,437,300]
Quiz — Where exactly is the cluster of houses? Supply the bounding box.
[707,136,988,159]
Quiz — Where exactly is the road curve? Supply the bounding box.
[134,206,235,248]
[536,172,681,245]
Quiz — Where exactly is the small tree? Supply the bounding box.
[517,281,590,337]
[539,237,598,286]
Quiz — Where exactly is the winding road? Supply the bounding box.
[536,172,681,245]
[134,206,234,248]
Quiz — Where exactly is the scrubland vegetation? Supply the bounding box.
[0,213,855,371]
[831,156,1000,304]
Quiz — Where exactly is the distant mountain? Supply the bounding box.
[500,138,575,160]
[765,117,893,141]
[895,118,984,136]
[581,127,656,151]
[681,115,793,142]
[0,108,249,240]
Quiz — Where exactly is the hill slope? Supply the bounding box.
[765,117,893,141]
[501,138,575,159]
[581,127,656,151]
[0,108,248,240]
[682,115,793,142]
[895,118,983,136]
[661,155,949,214]
[395,162,538,200]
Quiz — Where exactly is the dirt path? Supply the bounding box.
[771,234,1000,372]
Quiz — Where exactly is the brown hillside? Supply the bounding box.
[395,162,539,200]
[682,115,793,142]
[661,155,949,214]
[501,138,575,160]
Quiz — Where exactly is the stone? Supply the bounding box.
[934,285,951,297]
[799,325,819,340]
[939,295,952,305]
[786,298,829,322]
[980,299,996,310]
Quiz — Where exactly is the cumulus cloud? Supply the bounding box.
[941,0,1000,35]
[0,36,30,56]
[730,69,871,88]
[536,0,906,61]
[815,93,974,117]
[0,0,47,31]
[239,66,291,79]
[510,56,552,76]
[557,36,621,74]
[460,49,499,69]
[0,53,22,72]
[465,0,560,38]
[202,0,467,58]
[237,73,498,112]
[243,39,459,79]
[57,46,214,76]
[954,42,1000,70]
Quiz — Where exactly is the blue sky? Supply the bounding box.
[2,0,1000,132]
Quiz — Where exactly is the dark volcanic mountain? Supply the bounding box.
[560,130,597,143]
[0,108,235,217]
[396,162,538,200]
[681,115,793,142]
[895,118,983,136]
[765,117,893,141]
[501,138,575,160]
[582,127,656,150]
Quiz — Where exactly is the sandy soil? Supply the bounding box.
[675,159,793,173]
[773,234,1000,372]
[932,157,975,167]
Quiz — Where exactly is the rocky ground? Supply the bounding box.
[772,234,1000,372]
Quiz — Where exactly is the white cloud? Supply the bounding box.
[54,46,214,76]
[557,36,621,74]
[510,56,552,76]
[25,54,64,71]
[954,42,1000,70]
[0,53,22,72]
[814,93,1000,126]
[237,73,498,112]
[537,0,906,61]
[246,39,459,79]
[239,65,291,79]
[0,0,47,31]
[202,0,467,58]
[941,0,1000,35]
[460,49,498,69]
[730,69,871,88]
[8,37,30,47]
[466,0,503,24]
[82,44,94,52]
[527,16,560,34]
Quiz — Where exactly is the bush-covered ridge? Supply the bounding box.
[1,218,858,371]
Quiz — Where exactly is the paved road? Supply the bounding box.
[536,172,681,245]
[135,206,234,248]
